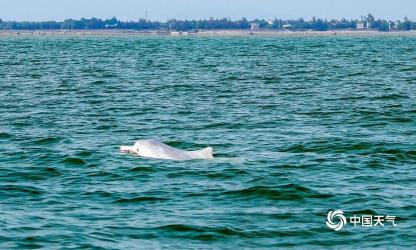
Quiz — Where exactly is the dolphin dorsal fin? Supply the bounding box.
[194,147,214,159]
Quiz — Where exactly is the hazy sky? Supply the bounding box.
[1,0,415,21]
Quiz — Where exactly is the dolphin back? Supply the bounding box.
[132,139,214,161]
[192,147,214,159]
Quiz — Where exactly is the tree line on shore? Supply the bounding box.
[0,14,414,31]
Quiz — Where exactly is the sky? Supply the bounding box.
[1,0,415,21]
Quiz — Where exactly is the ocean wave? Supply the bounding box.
[153,224,250,239]
[282,140,375,154]
[61,157,86,165]
[33,137,63,145]
[115,196,168,203]
[0,185,44,197]
[0,132,13,139]
[222,184,333,201]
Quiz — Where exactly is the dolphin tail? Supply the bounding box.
[194,147,214,159]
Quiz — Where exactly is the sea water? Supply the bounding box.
[0,35,415,248]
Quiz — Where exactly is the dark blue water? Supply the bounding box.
[0,35,415,248]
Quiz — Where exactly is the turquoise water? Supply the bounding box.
[0,35,415,249]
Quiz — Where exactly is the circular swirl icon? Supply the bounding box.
[326,210,347,231]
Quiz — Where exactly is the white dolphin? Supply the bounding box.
[120,139,214,161]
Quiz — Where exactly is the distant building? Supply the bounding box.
[356,22,365,29]
[157,28,169,34]
[388,22,392,30]
[105,24,118,28]
[389,21,400,30]
[282,24,292,29]
[250,22,260,30]
[169,31,191,36]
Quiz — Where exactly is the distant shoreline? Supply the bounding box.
[1,29,416,37]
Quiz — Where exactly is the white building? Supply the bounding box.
[105,24,118,28]
[389,21,398,30]
[251,22,260,30]
[356,22,365,29]
[390,21,400,29]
